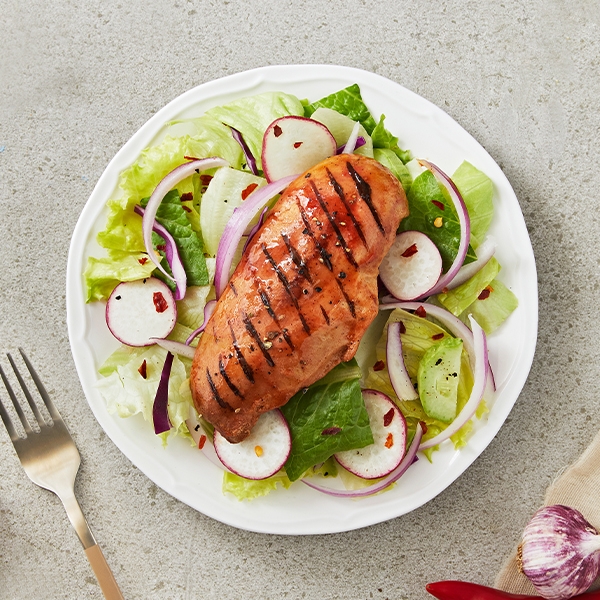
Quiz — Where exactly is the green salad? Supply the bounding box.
[84,84,518,500]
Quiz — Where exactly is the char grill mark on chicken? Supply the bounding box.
[191,154,408,443]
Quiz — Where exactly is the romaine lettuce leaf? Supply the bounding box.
[304,84,379,134]
[373,148,412,192]
[205,92,304,171]
[305,85,411,162]
[141,189,209,288]
[280,360,373,482]
[398,169,477,270]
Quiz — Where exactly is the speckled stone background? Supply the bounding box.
[1,1,599,598]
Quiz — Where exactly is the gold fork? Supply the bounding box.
[0,349,124,600]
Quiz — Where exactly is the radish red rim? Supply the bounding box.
[66,65,537,535]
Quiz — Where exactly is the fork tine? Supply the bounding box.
[7,353,48,428]
[0,363,33,434]
[0,392,20,442]
[18,348,61,422]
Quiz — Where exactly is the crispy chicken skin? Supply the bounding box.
[190,154,408,443]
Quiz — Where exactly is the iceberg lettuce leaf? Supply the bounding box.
[458,278,519,334]
[452,161,494,248]
[436,257,501,317]
[222,470,293,501]
[205,92,304,171]
[83,249,156,302]
[96,341,193,440]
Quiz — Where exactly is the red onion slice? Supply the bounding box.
[142,157,229,288]
[415,159,471,297]
[214,174,298,298]
[152,351,174,434]
[336,136,366,154]
[301,423,424,498]
[242,206,269,254]
[419,315,487,450]
[185,299,217,345]
[445,236,497,291]
[341,121,361,154]
[386,321,419,401]
[230,127,259,175]
[150,338,196,360]
[134,204,187,301]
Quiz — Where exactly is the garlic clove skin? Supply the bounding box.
[520,505,600,600]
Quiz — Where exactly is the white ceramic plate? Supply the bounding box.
[66,65,537,535]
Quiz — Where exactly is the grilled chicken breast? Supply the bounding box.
[190,154,408,443]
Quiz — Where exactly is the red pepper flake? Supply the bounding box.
[431,200,445,210]
[383,408,395,427]
[415,306,427,318]
[138,257,148,265]
[373,360,385,372]
[399,321,406,334]
[198,434,207,450]
[273,124,283,137]
[156,244,167,252]
[181,205,191,212]
[153,291,169,313]
[478,285,493,300]
[138,359,147,379]
[401,243,418,258]
[241,183,259,200]
[321,427,342,436]
[180,192,193,202]
[184,155,200,161]
[384,433,394,448]
[293,141,303,148]
[420,420,428,435]
[432,333,445,340]
[199,174,213,185]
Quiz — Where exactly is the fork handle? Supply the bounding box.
[61,492,124,599]
[85,544,125,600]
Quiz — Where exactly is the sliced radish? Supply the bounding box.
[386,322,419,401]
[379,231,443,300]
[335,390,407,480]
[302,423,423,498]
[213,410,291,480]
[106,278,177,347]
[262,116,336,182]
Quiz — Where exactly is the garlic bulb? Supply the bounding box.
[519,505,600,600]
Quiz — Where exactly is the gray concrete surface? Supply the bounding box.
[1,0,600,598]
